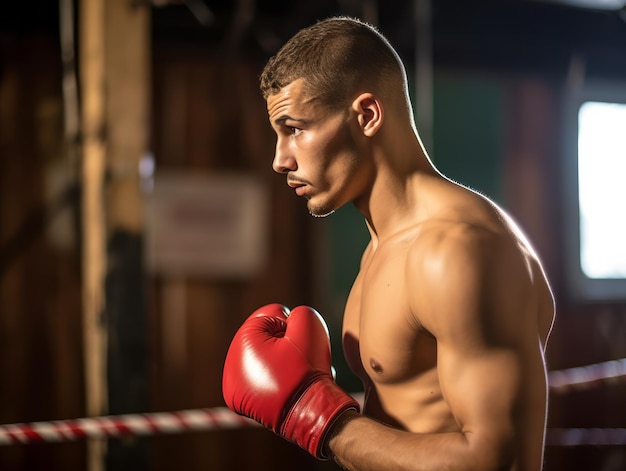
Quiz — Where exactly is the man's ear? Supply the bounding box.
[352,93,383,137]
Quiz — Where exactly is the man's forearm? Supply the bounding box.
[326,410,508,471]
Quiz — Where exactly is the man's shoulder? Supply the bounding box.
[407,217,504,258]
[409,183,533,259]
[405,212,535,291]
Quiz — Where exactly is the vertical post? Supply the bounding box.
[104,1,151,469]
[79,0,108,469]
[415,0,434,156]
[106,0,150,235]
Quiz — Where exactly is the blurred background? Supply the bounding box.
[1,0,626,469]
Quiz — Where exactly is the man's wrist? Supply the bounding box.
[324,408,361,459]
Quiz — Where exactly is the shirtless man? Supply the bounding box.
[222,17,555,471]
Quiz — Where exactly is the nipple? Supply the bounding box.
[369,358,384,374]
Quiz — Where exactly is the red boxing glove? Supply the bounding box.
[222,303,359,459]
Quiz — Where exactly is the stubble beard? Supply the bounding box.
[309,208,336,218]
[307,199,336,218]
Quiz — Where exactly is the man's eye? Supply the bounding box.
[288,126,302,136]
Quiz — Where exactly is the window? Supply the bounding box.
[564,84,626,300]
[578,101,626,279]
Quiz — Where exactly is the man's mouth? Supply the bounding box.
[287,178,307,196]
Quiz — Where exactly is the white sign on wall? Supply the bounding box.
[146,172,269,278]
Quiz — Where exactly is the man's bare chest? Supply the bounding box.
[342,256,437,386]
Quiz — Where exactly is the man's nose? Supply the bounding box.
[272,139,296,174]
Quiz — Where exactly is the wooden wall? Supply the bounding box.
[0,35,86,469]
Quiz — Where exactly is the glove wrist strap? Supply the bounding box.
[281,377,360,460]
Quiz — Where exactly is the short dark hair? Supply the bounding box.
[259,17,408,109]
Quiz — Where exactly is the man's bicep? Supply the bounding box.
[413,234,530,457]
[437,338,522,445]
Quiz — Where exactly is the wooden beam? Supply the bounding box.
[104,1,151,468]
[79,0,108,469]
[106,0,150,234]
[79,0,151,469]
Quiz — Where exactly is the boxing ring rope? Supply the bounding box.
[548,357,626,394]
[0,408,259,446]
[1,358,625,447]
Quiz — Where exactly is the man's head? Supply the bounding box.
[260,17,410,112]
[263,17,417,218]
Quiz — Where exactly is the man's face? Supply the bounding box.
[267,79,365,218]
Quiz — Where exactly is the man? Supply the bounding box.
[223,16,555,471]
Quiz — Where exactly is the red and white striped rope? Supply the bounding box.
[1,407,624,447]
[0,358,624,446]
[0,408,258,446]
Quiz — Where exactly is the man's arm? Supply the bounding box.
[327,230,548,471]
